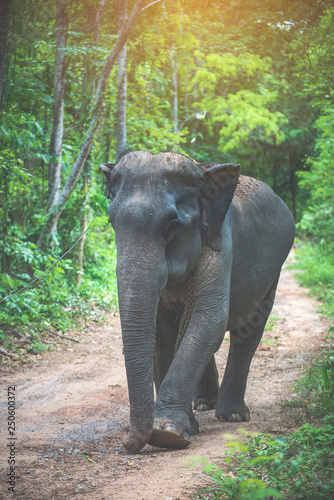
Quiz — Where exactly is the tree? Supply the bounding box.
[48,0,68,212]
[37,0,147,248]
[116,0,128,162]
[76,163,89,287]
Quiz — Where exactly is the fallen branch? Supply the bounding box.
[48,331,80,343]
[0,347,20,358]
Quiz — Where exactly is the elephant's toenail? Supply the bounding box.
[217,415,227,422]
[153,422,163,431]
[183,431,190,441]
[196,403,210,411]
[164,423,178,434]
[228,413,242,422]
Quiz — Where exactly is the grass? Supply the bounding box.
[264,315,278,333]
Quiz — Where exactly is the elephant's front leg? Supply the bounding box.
[148,248,231,449]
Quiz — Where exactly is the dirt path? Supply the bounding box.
[0,254,331,499]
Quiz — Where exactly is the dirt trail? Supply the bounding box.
[0,253,331,499]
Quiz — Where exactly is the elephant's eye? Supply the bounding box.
[169,220,179,231]
[166,219,179,238]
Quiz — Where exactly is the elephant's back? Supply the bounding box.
[234,175,275,205]
[232,175,295,246]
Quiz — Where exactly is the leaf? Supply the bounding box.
[21,314,30,325]
[321,364,330,388]
[249,487,285,499]
[290,459,299,477]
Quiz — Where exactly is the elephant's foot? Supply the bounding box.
[194,397,217,412]
[148,410,198,449]
[216,402,250,423]
[148,422,190,449]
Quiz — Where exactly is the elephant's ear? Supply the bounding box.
[99,163,116,198]
[200,163,240,251]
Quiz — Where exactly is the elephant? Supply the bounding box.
[99,150,295,453]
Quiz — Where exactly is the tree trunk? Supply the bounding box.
[48,1,68,212]
[76,0,105,282]
[37,0,147,249]
[0,0,12,113]
[0,163,10,274]
[171,9,182,135]
[92,0,106,97]
[171,57,178,133]
[116,0,128,162]
[76,169,89,287]
[290,166,297,220]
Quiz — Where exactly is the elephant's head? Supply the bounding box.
[100,151,239,452]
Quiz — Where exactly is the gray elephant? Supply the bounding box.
[100,151,295,453]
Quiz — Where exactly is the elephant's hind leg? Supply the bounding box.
[194,357,219,411]
[216,275,280,423]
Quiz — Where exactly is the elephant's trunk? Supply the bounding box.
[116,242,167,453]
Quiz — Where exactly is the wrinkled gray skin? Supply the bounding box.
[100,151,295,453]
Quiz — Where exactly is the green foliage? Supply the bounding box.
[293,6,334,313]
[293,243,334,317]
[297,109,334,257]
[295,330,334,416]
[195,424,334,499]
[0,205,118,340]
[0,1,120,348]
[193,424,334,499]
[190,52,287,154]
[0,0,333,352]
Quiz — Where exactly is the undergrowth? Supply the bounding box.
[292,241,334,317]
[192,327,334,499]
[0,215,118,358]
[192,421,334,500]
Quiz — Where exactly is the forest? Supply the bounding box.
[0,0,334,497]
[0,0,333,337]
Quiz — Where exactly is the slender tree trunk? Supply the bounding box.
[91,0,106,97]
[0,0,12,113]
[116,0,128,162]
[37,0,146,249]
[0,163,10,274]
[48,1,68,213]
[105,105,112,160]
[171,9,182,135]
[76,169,89,287]
[290,166,297,220]
[171,57,178,133]
[76,0,105,280]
